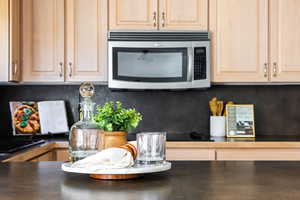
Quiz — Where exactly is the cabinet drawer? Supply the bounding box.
[166,148,215,161]
[29,151,55,162]
[55,149,69,161]
[216,149,300,161]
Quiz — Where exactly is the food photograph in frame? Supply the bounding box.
[226,104,255,138]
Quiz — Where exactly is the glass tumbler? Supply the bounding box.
[136,132,166,165]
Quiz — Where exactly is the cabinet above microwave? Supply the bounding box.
[108,31,210,90]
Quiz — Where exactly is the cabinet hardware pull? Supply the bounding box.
[153,12,157,27]
[264,63,268,78]
[162,12,166,27]
[68,62,73,77]
[273,62,277,77]
[13,61,18,75]
[59,62,63,77]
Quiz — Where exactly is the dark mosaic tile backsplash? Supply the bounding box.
[1,85,299,136]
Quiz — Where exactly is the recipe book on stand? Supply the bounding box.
[9,101,69,136]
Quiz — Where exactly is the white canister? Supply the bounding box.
[210,116,226,137]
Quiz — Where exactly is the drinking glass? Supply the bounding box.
[136,132,166,165]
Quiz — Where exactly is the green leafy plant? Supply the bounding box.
[94,101,142,132]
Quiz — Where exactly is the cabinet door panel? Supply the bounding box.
[66,0,107,82]
[270,0,300,82]
[217,149,300,161]
[159,0,207,30]
[22,0,64,82]
[210,0,268,82]
[0,0,9,81]
[109,0,158,30]
[0,0,20,82]
[167,148,215,161]
[37,152,55,161]
[55,149,69,161]
[9,0,21,82]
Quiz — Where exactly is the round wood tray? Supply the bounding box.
[62,162,171,180]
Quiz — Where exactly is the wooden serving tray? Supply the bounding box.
[89,174,141,180]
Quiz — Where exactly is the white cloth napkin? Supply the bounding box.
[71,148,134,171]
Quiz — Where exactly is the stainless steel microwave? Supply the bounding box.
[108,31,210,90]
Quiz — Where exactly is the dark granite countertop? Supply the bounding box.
[1,161,300,200]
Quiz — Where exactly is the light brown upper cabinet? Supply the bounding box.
[22,0,107,83]
[159,0,207,30]
[210,0,300,83]
[109,0,208,30]
[65,0,107,82]
[109,0,158,30]
[0,0,21,82]
[210,0,269,82]
[269,0,300,82]
[22,0,65,82]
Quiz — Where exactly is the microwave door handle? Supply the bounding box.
[187,48,193,82]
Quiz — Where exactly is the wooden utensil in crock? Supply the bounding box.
[209,97,218,116]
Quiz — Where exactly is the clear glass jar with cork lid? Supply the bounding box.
[68,82,100,162]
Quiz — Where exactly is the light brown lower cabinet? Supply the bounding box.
[30,150,69,162]
[55,149,69,161]
[166,148,215,161]
[4,142,300,162]
[167,148,300,161]
[216,149,300,161]
[31,148,217,161]
[30,149,216,162]
[30,151,56,162]
[33,148,300,161]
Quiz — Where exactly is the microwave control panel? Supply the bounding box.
[194,47,207,80]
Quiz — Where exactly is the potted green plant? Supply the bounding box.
[94,101,142,149]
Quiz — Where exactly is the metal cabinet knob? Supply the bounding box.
[13,61,18,75]
[273,62,277,77]
[153,12,157,27]
[161,12,166,27]
[263,63,268,78]
[68,62,73,78]
[59,62,64,77]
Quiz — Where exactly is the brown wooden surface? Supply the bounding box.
[89,173,142,180]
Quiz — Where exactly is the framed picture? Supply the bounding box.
[10,101,69,136]
[226,104,255,138]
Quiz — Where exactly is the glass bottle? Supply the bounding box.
[68,82,100,162]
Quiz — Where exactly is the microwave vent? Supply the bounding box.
[108,31,210,41]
